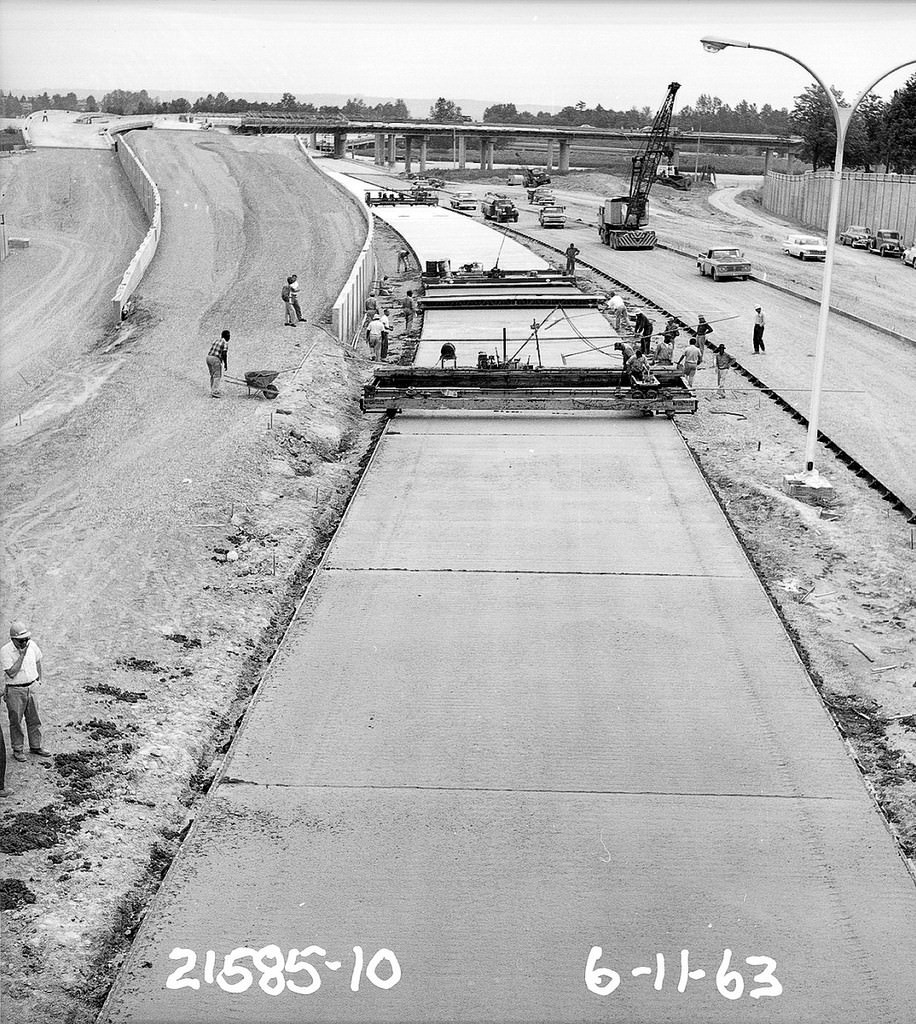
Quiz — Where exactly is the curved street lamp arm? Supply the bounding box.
[850,59,916,112]
[745,43,842,121]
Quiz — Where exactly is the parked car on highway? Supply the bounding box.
[782,234,827,261]
[538,205,566,228]
[902,244,916,268]
[838,224,872,248]
[867,229,904,257]
[696,247,752,281]
[449,191,477,212]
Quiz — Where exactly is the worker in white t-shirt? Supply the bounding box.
[1,621,51,763]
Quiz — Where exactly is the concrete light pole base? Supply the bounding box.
[782,468,836,507]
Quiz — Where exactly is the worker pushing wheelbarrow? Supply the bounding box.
[223,369,282,400]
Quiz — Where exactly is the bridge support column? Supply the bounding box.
[458,134,466,169]
[375,133,385,165]
[546,138,555,171]
[762,148,772,177]
[333,133,346,159]
[485,139,495,171]
[387,133,397,168]
[558,140,570,174]
[308,132,317,149]
[404,135,414,174]
[479,137,487,169]
[419,135,428,173]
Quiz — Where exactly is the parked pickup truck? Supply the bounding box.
[838,224,871,248]
[867,229,904,257]
[696,247,752,281]
[538,204,566,228]
[449,191,477,212]
[481,193,519,222]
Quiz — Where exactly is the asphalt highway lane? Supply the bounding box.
[100,415,916,1023]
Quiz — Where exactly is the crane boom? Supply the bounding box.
[596,82,682,249]
[624,81,681,227]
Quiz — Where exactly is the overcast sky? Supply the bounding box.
[1,0,914,113]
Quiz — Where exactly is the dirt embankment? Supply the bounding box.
[0,149,147,421]
[0,132,407,1023]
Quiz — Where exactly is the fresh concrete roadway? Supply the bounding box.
[100,413,916,1023]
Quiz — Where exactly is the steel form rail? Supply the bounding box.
[495,223,915,522]
[342,167,914,521]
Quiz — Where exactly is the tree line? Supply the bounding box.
[2,78,913,172]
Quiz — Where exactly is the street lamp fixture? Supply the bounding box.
[700,37,916,498]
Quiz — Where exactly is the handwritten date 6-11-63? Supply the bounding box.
[166,945,401,995]
[586,947,782,1000]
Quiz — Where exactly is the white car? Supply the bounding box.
[449,191,476,212]
[783,234,827,261]
[903,244,916,268]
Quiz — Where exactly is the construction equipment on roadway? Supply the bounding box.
[597,81,682,250]
[361,365,697,416]
[515,151,551,188]
[480,193,519,223]
[361,269,697,417]
[365,189,438,207]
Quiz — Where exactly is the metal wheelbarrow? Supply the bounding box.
[223,369,281,399]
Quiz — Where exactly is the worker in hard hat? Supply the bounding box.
[1,621,51,762]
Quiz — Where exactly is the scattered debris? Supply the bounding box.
[0,879,37,910]
[163,634,201,649]
[0,807,69,855]
[115,657,166,673]
[86,683,147,703]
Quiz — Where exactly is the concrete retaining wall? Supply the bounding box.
[763,169,916,241]
[296,137,377,347]
[109,128,161,321]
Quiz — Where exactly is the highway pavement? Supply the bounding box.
[100,415,916,1023]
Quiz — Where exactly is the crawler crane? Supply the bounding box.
[597,81,682,249]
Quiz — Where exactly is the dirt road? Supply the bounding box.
[0,132,373,1023]
[0,149,147,422]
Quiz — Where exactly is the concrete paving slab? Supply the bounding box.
[417,307,619,368]
[325,169,547,271]
[100,786,916,1024]
[389,413,660,435]
[226,568,859,798]
[326,426,747,575]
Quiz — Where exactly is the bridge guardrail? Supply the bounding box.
[296,136,377,347]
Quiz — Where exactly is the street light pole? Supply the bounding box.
[700,37,915,480]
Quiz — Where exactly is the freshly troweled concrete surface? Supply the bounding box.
[100,413,916,1023]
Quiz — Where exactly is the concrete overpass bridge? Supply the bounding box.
[222,114,801,174]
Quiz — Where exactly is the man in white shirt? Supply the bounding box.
[608,291,629,333]
[1,621,51,761]
[366,314,384,360]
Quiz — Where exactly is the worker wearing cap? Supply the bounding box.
[2,621,51,761]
